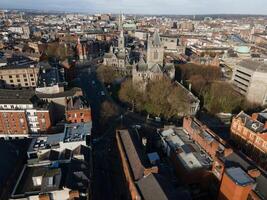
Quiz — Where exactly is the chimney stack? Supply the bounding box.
[251,113,259,121]
[248,169,261,178]
[224,148,233,157]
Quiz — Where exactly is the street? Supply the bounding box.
[77,65,130,200]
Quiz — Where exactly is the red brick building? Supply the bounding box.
[65,96,91,123]
[183,116,267,200]
[183,116,228,159]
[0,111,28,135]
[218,167,255,200]
[0,90,55,135]
[230,111,267,168]
[36,110,53,133]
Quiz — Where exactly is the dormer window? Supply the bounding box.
[251,123,259,131]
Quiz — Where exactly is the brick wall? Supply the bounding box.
[66,108,91,123]
[0,111,29,134]
[231,117,267,153]
[116,131,141,200]
[36,111,52,133]
[183,117,226,159]
[218,171,253,200]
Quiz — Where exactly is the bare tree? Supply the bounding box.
[100,100,119,123]
[118,77,191,119]
[96,65,123,84]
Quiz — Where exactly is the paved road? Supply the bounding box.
[77,66,130,200]
[77,64,162,200]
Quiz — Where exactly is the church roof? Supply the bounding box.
[152,31,161,46]
[138,56,146,65]
[150,64,163,73]
[164,63,175,71]
[117,52,126,59]
[136,55,148,71]
[103,52,115,58]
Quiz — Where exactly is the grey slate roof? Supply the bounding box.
[225,167,254,186]
[236,111,266,133]
[136,174,168,200]
[118,129,145,181]
[152,31,161,46]
[150,64,163,73]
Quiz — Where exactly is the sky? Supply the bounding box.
[0,0,267,15]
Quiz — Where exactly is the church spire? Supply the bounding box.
[152,30,161,46]
[118,12,123,31]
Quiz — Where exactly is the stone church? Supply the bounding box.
[103,29,130,71]
[132,31,175,89]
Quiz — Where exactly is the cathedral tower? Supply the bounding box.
[147,30,164,69]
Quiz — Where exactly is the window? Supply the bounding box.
[31,78,34,81]
[154,51,158,59]
[17,79,20,83]
[24,79,27,82]
[256,137,262,144]
[30,74,34,77]
[32,176,42,186]
[9,75,12,78]
[23,74,26,78]
[16,75,19,78]
[10,80,14,83]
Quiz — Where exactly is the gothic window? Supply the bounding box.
[154,51,158,60]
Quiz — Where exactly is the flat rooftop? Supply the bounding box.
[37,65,60,88]
[12,165,61,197]
[12,159,90,198]
[226,167,254,187]
[161,128,212,171]
[238,59,267,73]
[28,133,65,153]
[64,122,92,143]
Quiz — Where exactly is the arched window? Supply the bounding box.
[154,51,158,59]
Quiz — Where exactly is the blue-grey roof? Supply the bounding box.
[226,167,254,186]
[64,122,92,143]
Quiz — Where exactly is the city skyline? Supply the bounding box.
[0,0,267,15]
